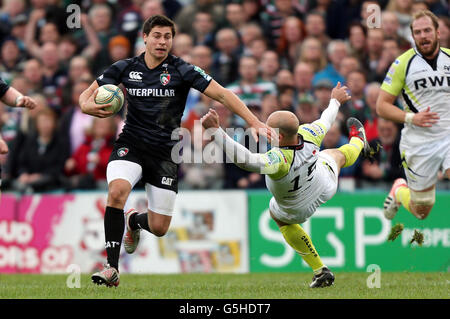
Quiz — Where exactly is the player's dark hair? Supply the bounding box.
[142,15,176,37]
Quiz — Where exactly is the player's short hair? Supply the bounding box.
[410,10,440,33]
[142,14,176,37]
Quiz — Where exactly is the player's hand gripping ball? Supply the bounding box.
[95,84,124,114]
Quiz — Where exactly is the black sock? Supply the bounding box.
[104,206,125,270]
[129,212,151,232]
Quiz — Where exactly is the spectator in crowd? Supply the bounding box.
[247,38,268,62]
[368,37,401,83]
[411,1,429,13]
[24,8,61,60]
[381,11,412,50]
[211,28,241,86]
[108,35,131,63]
[175,0,224,35]
[239,22,264,56]
[40,41,68,115]
[339,56,361,81]
[171,33,193,60]
[87,3,118,75]
[61,56,92,110]
[13,107,66,192]
[277,16,306,70]
[340,69,368,122]
[275,68,295,87]
[260,92,278,121]
[347,22,367,63]
[295,92,319,125]
[438,16,449,48]
[260,50,281,82]
[227,55,277,127]
[386,0,414,41]
[0,0,26,40]
[312,40,348,87]
[276,84,296,112]
[183,45,214,120]
[360,118,404,182]
[59,78,95,157]
[22,58,43,95]
[293,61,314,97]
[242,0,263,24]
[297,37,327,73]
[63,116,117,190]
[312,79,333,114]
[260,0,304,49]
[191,11,216,48]
[364,28,384,80]
[224,2,248,31]
[304,11,330,48]
[0,37,23,83]
[355,82,381,142]
[9,14,28,51]
[179,99,224,190]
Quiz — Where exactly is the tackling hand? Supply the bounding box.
[201,109,220,130]
[330,82,351,105]
[16,96,38,110]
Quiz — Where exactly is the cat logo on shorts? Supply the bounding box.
[117,147,129,157]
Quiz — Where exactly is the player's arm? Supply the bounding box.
[203,80,276,142]
[79,81,114,118]
[201,109,283,176]
[299,82,350,147]
[376,55,439,127]
[1,86,37,110]
[376,89,439,127]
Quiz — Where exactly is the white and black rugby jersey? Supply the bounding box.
[381,47,450,145]
[97,53,212,149]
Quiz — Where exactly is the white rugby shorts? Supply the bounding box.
[400,138,450,191]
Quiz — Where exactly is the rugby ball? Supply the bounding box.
[95,84,124,114]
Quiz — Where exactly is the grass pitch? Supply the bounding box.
[0,272,449,299]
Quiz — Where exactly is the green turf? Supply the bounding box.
[0,272,448,299]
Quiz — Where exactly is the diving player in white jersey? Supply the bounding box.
[202,83,375,288]
[376,10,450,221]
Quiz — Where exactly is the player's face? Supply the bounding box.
[412,16,440,58]
[144,26,173,60]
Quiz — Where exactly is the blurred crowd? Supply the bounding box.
[0,0,448,193]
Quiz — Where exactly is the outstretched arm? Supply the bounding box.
[201,109,280,175]
[203,80,276,142]
[317,82,350,130]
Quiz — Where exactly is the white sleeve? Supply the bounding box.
[212,128,266,173]
[318,98,340,131]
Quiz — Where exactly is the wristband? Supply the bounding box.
[15,96,24,107]
[404,113,414,124]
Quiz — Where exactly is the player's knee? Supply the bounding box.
[150,225,168,237]
[410,188,435,220]
[108,186,129,206]
[413,205,433,220]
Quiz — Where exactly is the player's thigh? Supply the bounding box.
[141,151,178,221]
[145,183,175,236]
[107,143,144,207]
[319,149,343,176]
[400,140,446,191]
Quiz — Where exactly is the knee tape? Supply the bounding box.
[410,188,435,206]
